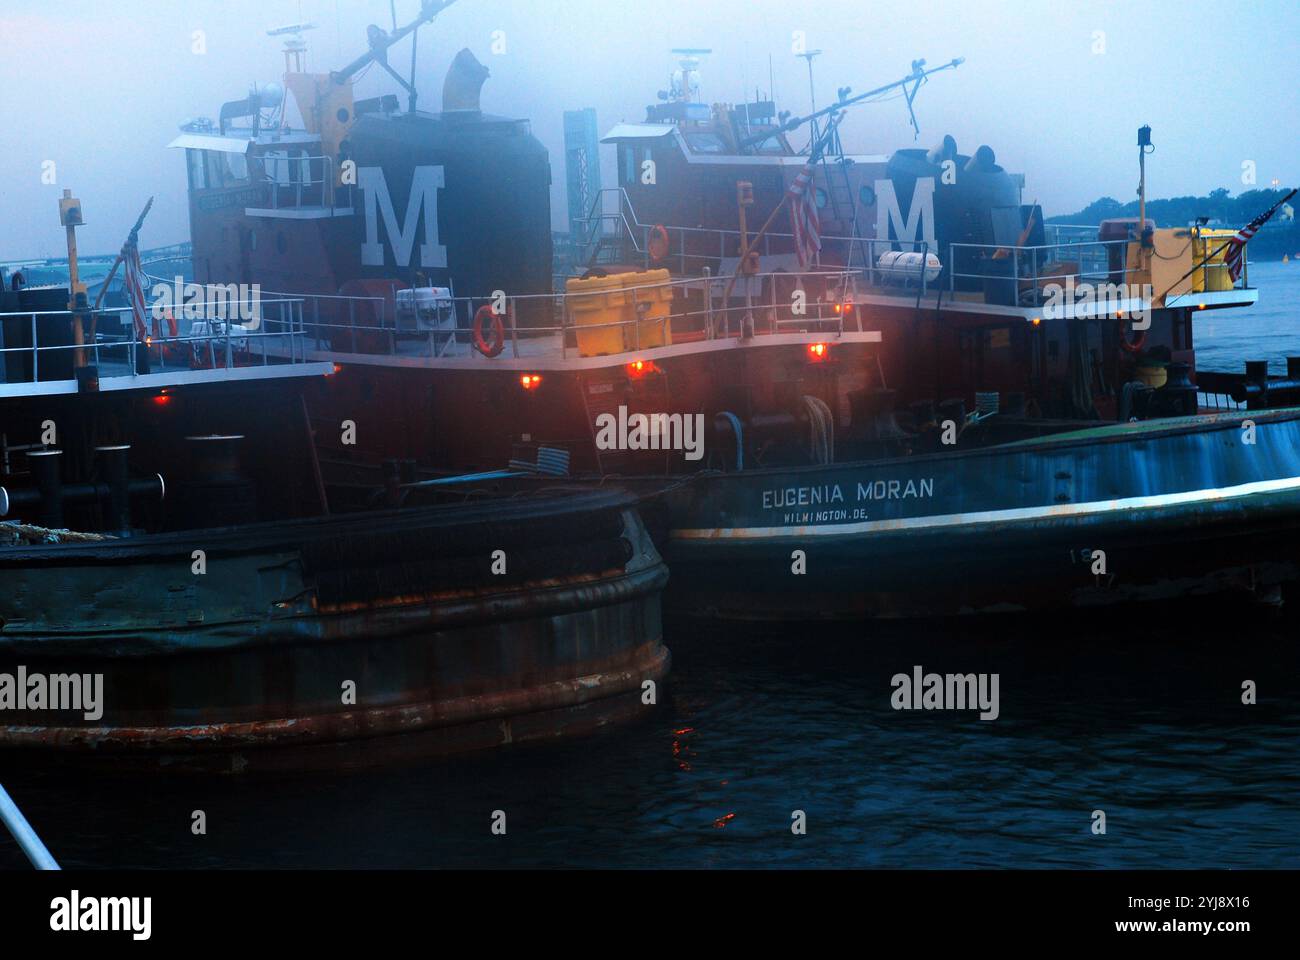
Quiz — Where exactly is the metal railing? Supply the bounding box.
[573,186,896,279]
[256,154,352,212]
[573,190,1254,310]
[260,268,865,363]
[947,238,1139,308]
[0,297,312,388]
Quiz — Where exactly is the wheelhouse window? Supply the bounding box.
[197,149,250,189]
[684,132,727,154]
[259,150,309,185]
[748,134,787,156]
[187,149,208,190]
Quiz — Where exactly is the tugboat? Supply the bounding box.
[166,4,1300,619]
[166,5,880,491]
[0,189,669,770]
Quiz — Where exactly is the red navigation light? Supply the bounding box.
[520,373,543,391]
[807,342,829,361]
[152,394,171,407]
[626,359,659,379]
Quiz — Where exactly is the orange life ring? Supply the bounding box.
[473,304,506,358]
[648,224,670,263]
[1119,322,1146,354]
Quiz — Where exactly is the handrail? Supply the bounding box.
[572,189,1255,306]
[0,782,60,870]
[0,297,312,386]
[274,267,865,361]
[256,154,349,212]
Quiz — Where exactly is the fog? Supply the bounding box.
[1,0,1295,260]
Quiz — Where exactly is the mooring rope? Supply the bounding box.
[802,395,835,465]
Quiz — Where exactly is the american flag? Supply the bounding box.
[787,162,822,269]
[1223,188,1296,282]
[121,234,150,340]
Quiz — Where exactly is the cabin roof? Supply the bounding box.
[167,131,322,153]
[600,123,677,143]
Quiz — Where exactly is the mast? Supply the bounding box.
[796,49,822,146]
[329,0,460,112]
[739,56,963,151]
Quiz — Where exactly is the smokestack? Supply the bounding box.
[442,48,490,113]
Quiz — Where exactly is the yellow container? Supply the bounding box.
[1135,364,1168,389]
[1192,229,1236,292]
[621,269,673,350]
[566,273,630,357]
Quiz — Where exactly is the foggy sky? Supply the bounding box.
[1,0,1296,260]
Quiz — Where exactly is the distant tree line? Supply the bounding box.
[1049,187,1298,256]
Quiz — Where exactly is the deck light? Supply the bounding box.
[626,359,660,378]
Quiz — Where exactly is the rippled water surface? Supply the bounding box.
[3,611,1299,869]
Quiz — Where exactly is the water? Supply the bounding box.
[3,259,1300,870]
[2,614,1298,869]
[1194,259,1300,374]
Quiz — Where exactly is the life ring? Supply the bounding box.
[647,224,670,263]
[1119,322,1146,354]
[473,304,506,358]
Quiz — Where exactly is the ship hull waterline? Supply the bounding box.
[653,408,1300,620]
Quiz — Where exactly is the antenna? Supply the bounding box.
[267,21,316,73]
[666,48,711,102]
[796,49,823,145]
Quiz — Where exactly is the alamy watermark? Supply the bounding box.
[1042,277,1152,330]
[50,891,151,940]
[0,666,103,720]
[891,665,1000,720]
[594,406,704,461]
[150,276,261,325]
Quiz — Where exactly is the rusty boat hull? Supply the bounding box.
[0,489,668,771]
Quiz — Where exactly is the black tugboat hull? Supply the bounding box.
[657,409,1300,619]
[0,490,668,771]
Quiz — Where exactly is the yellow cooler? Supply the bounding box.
[566,273,630,356]
[621,269,673,350]
[1192,229,1236,292]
